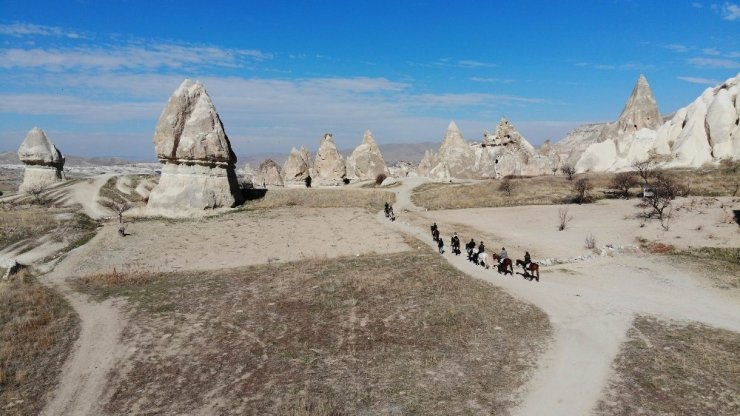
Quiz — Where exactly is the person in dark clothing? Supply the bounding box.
[478,241,485,254]
[437,237,444,254]
[389,206,395,222]
[432,228,439,242]
[451,233,460,255]
[524,251,532,266]
[384,202,390,218]
[465,238,476,260]
[431,222,438,238]
[305,175,312,188]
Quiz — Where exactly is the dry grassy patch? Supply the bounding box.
[244,188,395,211]
[77,248,550,415]
[0,205,58,248]
[595,315,740,416]
[0,278,80,415]
[411,167,739,210]
[98,175,148,204]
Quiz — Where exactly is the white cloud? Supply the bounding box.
[0,43,271,71]
[688,57,740,68]
[676,76,720,85]
[702,47,722,55]
[0,22,88,39]
[664,43,690,53]
[574,62,656,71]
[721,2,740,20]
[469,77,514,84]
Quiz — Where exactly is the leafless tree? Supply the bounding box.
[551,166,558,176]
[573,178,593,204]
[647,172,681,220]
[560,165,576,181]
[100,199,134,224]
[498,178,515,196]
[585,233,597,249]
[558,207,573,231]
[26,184,48,205]
[610,172,639,198]
[632,157,656,186]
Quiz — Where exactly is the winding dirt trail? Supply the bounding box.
[383,178,740,416]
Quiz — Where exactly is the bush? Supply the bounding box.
[375,174,387,185]
[560,165,576,180]
[610,172,639,198]
[498,179,515,196]
[558,207,572,231]
[573,178,593,204]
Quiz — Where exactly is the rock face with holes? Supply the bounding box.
[18,127,65,193]
[147,79,242,214]
[282,146,313,185]
[253,159,284,187]
[346,130,388,181]
[313,133,346,185]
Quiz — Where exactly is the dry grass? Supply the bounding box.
[595,315,740,416]
[76,246,551,415]
[411,167,740,210]
[0,205,59,248]
[0,278,80,415]
[244,188,395,211]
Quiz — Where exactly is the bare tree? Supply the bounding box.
[585,233,597,249]
[100,199,134,224]
[647,172,681,220]
[498,179,515,196]
[632,157,656,186]
[560,165,576,181]
[551,166,558,176]
[573,178,593,204]
[557,207,573,231]
[610,172,639,198]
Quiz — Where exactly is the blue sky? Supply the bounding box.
[0,0,738,160]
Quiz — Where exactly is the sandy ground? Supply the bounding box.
[60,207,410,277]
[384,178,740,416]
[30,174,739,415]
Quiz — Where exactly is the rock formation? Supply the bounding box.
[418,119,557,179]
[147,79,242,213]
[567,73,740,172]
[345,130,388,180]
[282,146,313,185]
[18,127,65,192]
[313,133,346,184]
[253,159,284,187]
[654,73,740,167]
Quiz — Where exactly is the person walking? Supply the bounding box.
[438,237,444,254]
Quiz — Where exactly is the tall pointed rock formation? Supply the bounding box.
[599,74,661,141]
[147,79,242,214]
[314,133,346,184]
[282,146,313,185]
[346,130,388,180]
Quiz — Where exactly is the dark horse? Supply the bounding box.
[516,259,540,282]
[492,254,513,275]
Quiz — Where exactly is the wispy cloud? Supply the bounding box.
[702,47,721,55]
[676,76,720,85]
[688,56,740,68]
[409,58,498,69]
[0,43,271,71]
[0,22,89,39]
[574,62,656,71]
[469,77,514,84]
[664,43,690,53]
[721,2,740,20]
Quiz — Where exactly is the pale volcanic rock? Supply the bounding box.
[601,74,661,140]
[313,133,346,184]
[282,146,313,185]
[654,73,740,167]
[18,127,66,192]
[254,159,284,187]
[345,130,388,180]
[430,121,476,179]
[147,79,242,214]
[416,149,438,177]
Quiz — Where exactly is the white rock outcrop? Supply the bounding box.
[282,146,313,185]
[18,127,65,192]
[345,130,388,180]
[253,159,284,187]
[147,79,242,213]
[313,133,346,184]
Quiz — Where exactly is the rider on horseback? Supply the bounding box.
[498,247,508,263]
[451,233,460,255]
[523,251,531,267]
[478,241,485,254]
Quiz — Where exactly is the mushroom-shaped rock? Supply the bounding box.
[346,130,388,181]
[147,79,242,214]
[18,127,65,192]
[254,159,284,187]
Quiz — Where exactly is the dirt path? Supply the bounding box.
[67,174,115,219]
[384,178,740,416]
[38,232,129,416]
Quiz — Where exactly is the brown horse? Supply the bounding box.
[492,254,513,275]
[516,259,540,282]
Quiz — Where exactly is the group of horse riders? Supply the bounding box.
[383,202,396,222]
[430,222,540,281]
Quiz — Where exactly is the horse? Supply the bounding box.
[516,259,540,282]
[477,252,490,269]
[432,229,440,242]
[492,254,513,275]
